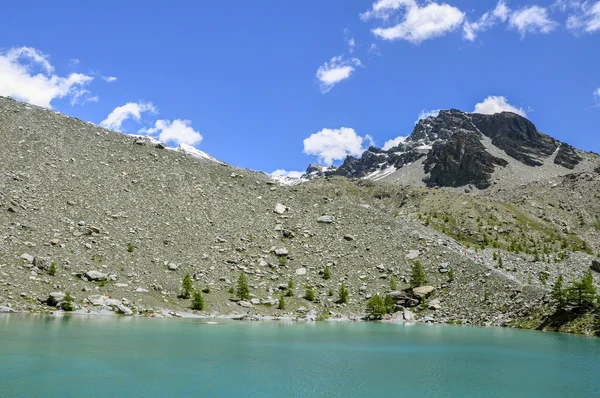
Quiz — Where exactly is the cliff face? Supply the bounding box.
[307,109,591,190]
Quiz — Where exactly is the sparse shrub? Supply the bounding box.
[236,272,250,300]
[323,266,331,280]
[48,261,57,276]
[409,261,427,288]
[316,308,329,321]
[448,267,455,282]
[127,243,136,253]
[384,294,394,314]
[338,282,349,304]
[181,274,193,299]
[278,256,287,266]
[390,276,397,291]
[286,279,294,297]
[191,291,204,310]
[305,285,315,301]
[328,288,333,297]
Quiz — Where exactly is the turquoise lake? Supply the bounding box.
[1,315,600,397]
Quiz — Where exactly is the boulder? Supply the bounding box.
[317,215,334,223]
[295,267,307,276]
[20,253,34,263]
[135,288,149,293]
[343,235,355,241]
[274,203,287,214]
[105,299,133,315]
[33,256,51,270]
[403,309,415,321]
[84,270,107,281]
[238,301,254,308]
[167,263,179,271]
[591,260,600,273]
[47,292,66,306]
[0,306,14,313]
[87,295,107,306]
[405,250,420,260]
[250,298,261,305]
[274,248,289,256]
[412,286,436,298]
[428,298,442,310]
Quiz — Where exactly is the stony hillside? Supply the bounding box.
[1,96,600,335]
[306,109,598,191]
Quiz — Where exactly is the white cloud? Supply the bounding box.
[463,1,510,41]
[103,76,117,83]
[473,96,527,117]
[416,109,440,123]
[594,87,600,100]
[316,56,362,93]
[140,119,203,146]
[363,0,465,44]
[100,102,157,131]
[368,43,381,56]
[567,1,600,33]
[303,127,369,165]
[271,169,305,179]
[383,136,407,150]
[509,6,557,37]
[71,90,99,106]
[0,46,94,108]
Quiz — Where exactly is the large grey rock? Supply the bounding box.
[412,286,436,298]
[274,248,289,256]
[238,301,254,308]
[48,292,66,306]
[428,298,441,310]
[20,253,34,263]
[403,309,415,321]
[105,299,133,315]
[274,203,287,214]
[0,306,14,313]
[405,250,420,260]
[168,263,179,271]
[84,270,107,281]
[33,256,51,270]
[317,215,334,223]
[87,295,107,306]
[295,267,307,276]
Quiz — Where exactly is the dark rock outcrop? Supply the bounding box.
[554,144,583,169]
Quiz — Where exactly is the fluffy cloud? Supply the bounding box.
[363,0,465,44]
[303,127,369,165]
[140,119,203,146]
[383,136,407,150]
[473,96,527,117]
[316,56,362,93]
[271,169,305,179]
[103,76,117,83]
[463,1,510,41]
[595,87,600,100]
[0,46,94,108]
[567,1,600,33]
[509,6,557,37]
[100,102,157,131]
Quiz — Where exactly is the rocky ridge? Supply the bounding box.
[1,96,600,334]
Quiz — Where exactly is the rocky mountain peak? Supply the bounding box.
[306,109,595,190]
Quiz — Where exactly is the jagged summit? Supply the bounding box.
[305,109,596,190]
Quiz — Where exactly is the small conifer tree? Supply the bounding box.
[410,261,427,288]
[181,274,193,299]
[305,285,315,301]
[552,274,565,310]
[323,266,331,280]
[48,261,57,276]
[62,292,74,312]
[278,293,286,310]
[366,295,386,319]
[384,294,394,314]
[191,291,204,310]
[236,272,250,300]
[338,282,349,304]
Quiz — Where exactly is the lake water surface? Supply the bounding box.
[1,314,600,397]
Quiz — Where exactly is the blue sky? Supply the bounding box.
[1,0,599,176]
